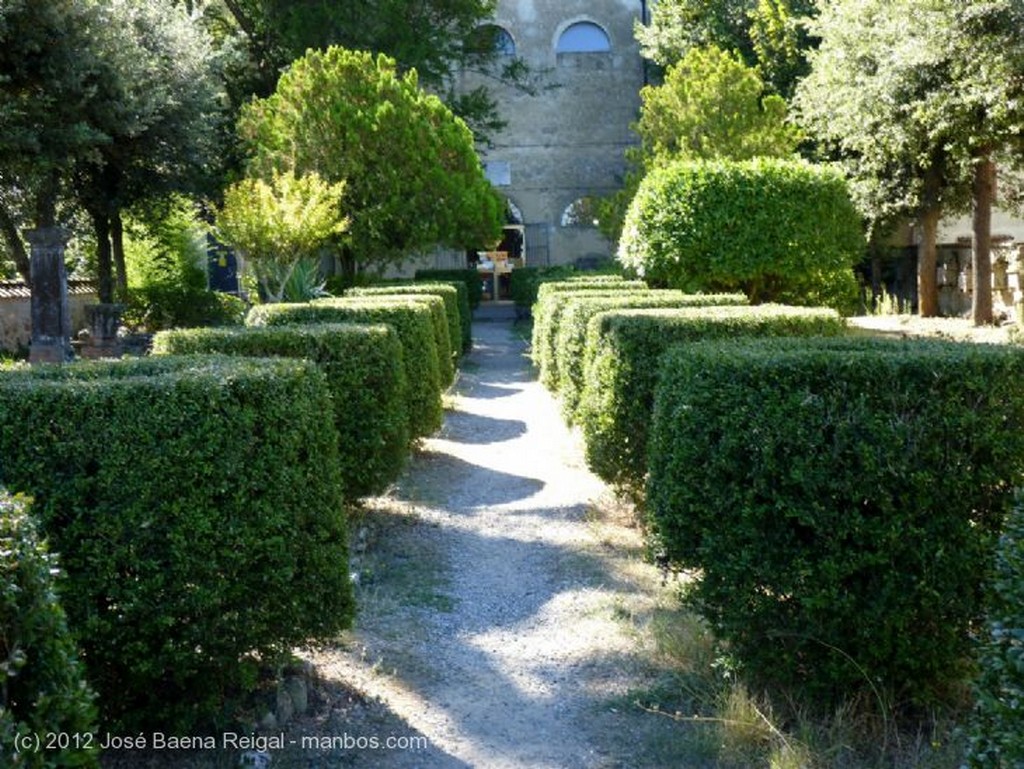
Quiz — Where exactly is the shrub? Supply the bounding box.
[554,292,748,420]
[965,497,1024,768]
[415,268,482,310]
[122,285,247,332]
[1,491,99,769]
[0,356,353,731]
[618,158,864,312]
[152,323,408,498]
[530,280,650,388]
[418,279,473,352]
[247,299,442,438]
[348,283,462,364]
[647,338,1024,707]
[578,305,845,493]
[344,294,453,388]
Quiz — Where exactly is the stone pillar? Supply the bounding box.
[79,303,124,360]
[26,227,73,364]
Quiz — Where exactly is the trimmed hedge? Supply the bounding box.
[553,292,747,420]
[578,305,845,492]
[349,283,462,365]
[247,299,442,438]
[415,268,482,310]
[152,323,408,498]
[1,491,99,769]
[510,267,625,310]
[647,338,1024,706]
[966,497,1024,767]
[619,158,864,312]
[0,356,353,730]
[531,280,650,389]
[420,279,473,352]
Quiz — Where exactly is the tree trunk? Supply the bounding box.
[111,210,129,302]
[0,201,32,285]
[972,153,996,326]
[91,210,115,304]
[918,205,940,318]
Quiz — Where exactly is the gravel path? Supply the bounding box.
[295,318,685,769]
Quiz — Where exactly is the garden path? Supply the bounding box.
[283,316,687,769]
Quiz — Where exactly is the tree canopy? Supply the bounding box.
[238,47,504,279]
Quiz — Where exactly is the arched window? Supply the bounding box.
[556,22,611,54]
[561,198,599,228]
[467,24,516,56]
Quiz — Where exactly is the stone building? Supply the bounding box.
[441,0,648,270]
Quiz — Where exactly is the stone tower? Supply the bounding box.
[458,0,648,267]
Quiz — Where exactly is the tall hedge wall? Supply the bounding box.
[153,323,408,498]
[0,356,353,730]
[618,158,864,312]
[647,338,1024,706]
[553,292,747,419]
[577,305,845,493]
[247,299,442,438]
[1,490,98,769]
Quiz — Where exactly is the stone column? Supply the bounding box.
[26,227,73,364]
[79,303,124,359]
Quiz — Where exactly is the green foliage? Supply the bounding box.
[122,285,247,333]
[123,202,208,292]
[0,356,353,731]
[414,269,483,312]
[966,496,1024,768]
[348,283,463,364]
[509,265,626,310]
[553,292,748,421]
[0,491,99,769]
[216,170,348,303]
[647,338,1024,707]
[619,158,864,312]
[530,280,649,389]
[238,47,504,277]
[247,299,443,438]
[152,323,408,499]
[577,305,845,494]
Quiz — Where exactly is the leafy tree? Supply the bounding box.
[636,0,816,97]
[238,47,504,281]
[598,45,799,242]
[216,170,348,302]
[795,0,1024,322]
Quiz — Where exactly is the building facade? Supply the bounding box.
[453,0,648,268]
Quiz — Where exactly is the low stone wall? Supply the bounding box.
[0,280,98,354]
[936,241,1024,321]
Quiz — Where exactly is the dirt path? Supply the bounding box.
[280,318,691,769]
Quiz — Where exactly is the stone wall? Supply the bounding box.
[457,0,646,267]
[0,281,97,354]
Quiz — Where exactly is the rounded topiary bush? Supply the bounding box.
[1,490,99,769]
[618,158,864,312]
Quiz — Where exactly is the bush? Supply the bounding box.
[554,292,748,420]
[966,497,1024,768]
[122,285,247,332]
[618,158,864,312]
[1,491,99,769]
[152,324,408,499]
[247,299,442,438]
[348,283,462,364]
[647,338,1024,707]
[418,279,473,352]
[578,305,845,493]
[0,356,353,731]
[530,280,650,389]
[415,268,482,310]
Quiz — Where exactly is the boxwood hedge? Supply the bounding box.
[1,490,99,769]
[531,281,651,389]
[152,323,408,498]
[415,268,482,310]
[647,338,1024,706]
[0,356,353,730]
[577,305,845,493]
[349,284,462,370]
[247,299,442,438]
[553,292,747,420]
